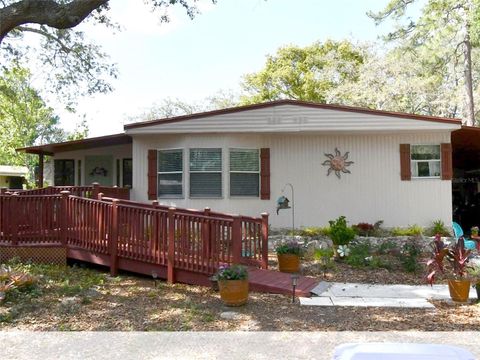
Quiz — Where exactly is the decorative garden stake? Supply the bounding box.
[291,273,299,303]
[322,148,354,179]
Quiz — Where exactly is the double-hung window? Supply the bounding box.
[189,148,222,198]
[229,149,260,197]
[411,145,441,178]
[158,149,183,197]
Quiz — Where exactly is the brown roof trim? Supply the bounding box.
[124,99,462,130]
[17,133,132,155]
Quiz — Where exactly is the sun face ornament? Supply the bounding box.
[322,148,354,179]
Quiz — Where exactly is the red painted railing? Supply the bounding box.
[0,191,269,281]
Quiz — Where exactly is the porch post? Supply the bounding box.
[38,152,44,188]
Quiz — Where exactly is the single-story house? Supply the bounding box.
[17,100,480,229]
[0,165,28,189]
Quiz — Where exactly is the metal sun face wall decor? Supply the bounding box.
[322,148,354,179]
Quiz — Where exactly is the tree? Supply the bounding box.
[0,0,215,109]
[0,66,81,182]
[240,40,366,104]
[369,0,480,125]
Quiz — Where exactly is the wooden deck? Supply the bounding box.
[248,268,318,296]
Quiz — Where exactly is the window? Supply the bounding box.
[411,145,441,178]
[189,148,222,198]
[157,149,183,197]
[123,159,132,188]
[54,159,75,186]
[230,149,260,196]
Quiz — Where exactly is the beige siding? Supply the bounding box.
[53,144,132,186]
[131,132,452,228]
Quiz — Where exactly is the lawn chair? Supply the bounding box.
[452,222,477,250]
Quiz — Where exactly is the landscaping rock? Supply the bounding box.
[220,311,241,320]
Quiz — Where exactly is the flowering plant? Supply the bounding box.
[471,226,479,236]
[276,240,303,256]
[215,264,248,281]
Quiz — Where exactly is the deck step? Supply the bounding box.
[248,267,318,297]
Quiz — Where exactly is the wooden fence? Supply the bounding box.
[0,189,269,283]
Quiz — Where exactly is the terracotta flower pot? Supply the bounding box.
[277,253,300,273]
[448,279,471,302]
[218,279,248,306]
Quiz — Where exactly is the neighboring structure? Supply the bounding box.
[0,165,28,189]
[19,100,477,228]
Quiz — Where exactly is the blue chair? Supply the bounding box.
[452,222,477,250]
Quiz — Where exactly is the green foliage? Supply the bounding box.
[400,239,422,273]
[391,224,423,237]
[377,240,397,255]
[328,216,356,246]
[299,226,330,237]
[215,264,248,281]
[275,240,303,256]
[425,220,451,237]
[314,247,335,261]
[345,243,371,268]
[241,40,366,104]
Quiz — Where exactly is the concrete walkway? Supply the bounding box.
[300,282,477,308]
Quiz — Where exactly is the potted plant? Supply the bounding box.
[427,235,472,302]
[276,240,302,273]
[215,264,249,306]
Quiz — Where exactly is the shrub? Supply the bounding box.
[391,224,423,236]
[328,216,355,246]
[377,240,398,255]
[425,220,451,237]
[352,223,375,237]
[314,247,335,277]
[400,239,422,273]
[299,226,330,237]
[345,243,371,268]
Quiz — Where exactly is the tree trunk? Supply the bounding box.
[464,29,475,126]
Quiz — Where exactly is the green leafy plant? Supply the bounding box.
[400,239,422,273]
[299,226,330,237]
[377,240,398,255]
[314,247,335,277]
[391,224,423,237]
[345,243,372,268]
[426,220,451,237]
[215,264,248,281]
[276,240,303,256]
[328,216,355,246]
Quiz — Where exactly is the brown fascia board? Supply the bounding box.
[16,133,132,155]
[123,99,462,130]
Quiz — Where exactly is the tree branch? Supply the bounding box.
[16,26,72,53]
[0,0,108,45]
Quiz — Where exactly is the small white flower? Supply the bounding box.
[365,256,373,262]
[337,245,350,258]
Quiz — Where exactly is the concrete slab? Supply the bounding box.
[300,296,435,308]
[299,297,334,306]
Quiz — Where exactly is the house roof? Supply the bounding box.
[17,133,132,156]
[124,99,462,130]
[0,165,28,177]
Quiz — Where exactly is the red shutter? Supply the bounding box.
[260,148,270,200]
[400,144,411,181]
[147,149,157,200]
[441,143,453,180]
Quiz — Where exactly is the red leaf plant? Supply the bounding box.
[426,234,472,285]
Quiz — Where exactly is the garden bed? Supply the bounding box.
[1,261,479,331]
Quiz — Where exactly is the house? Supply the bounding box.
[18,100,480,229]
[0,165,28,189]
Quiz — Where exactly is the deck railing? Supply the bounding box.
[0,190,269,281]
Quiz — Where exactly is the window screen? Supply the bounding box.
[411,145,441,178]
[157,150,183,197]
[229,149,259,196]
[189,148,222,197]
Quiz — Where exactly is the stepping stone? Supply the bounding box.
[299,296,434,308]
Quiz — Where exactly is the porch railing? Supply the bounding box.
[0,190,269,280]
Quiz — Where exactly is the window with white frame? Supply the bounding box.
[157,149,183,197]
[189,148,222,198]
[411,145,441,178]
[229,149,260,197]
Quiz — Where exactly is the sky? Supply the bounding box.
[54,0,408,137]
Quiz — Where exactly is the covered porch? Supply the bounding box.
[16,134,132,189]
